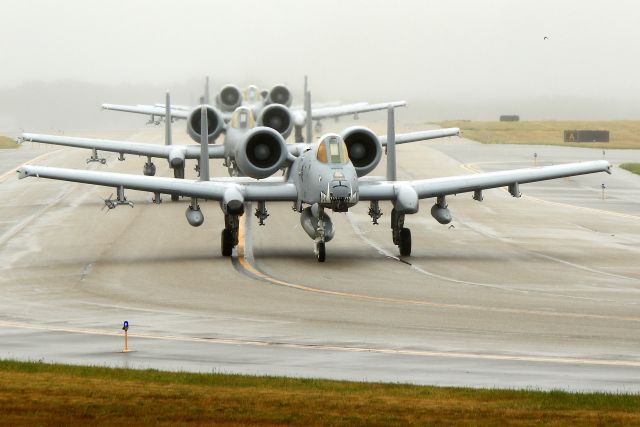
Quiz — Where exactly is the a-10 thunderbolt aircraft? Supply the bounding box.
[17,107,611,262]
[21,92,427,201]
[102,77,402,142]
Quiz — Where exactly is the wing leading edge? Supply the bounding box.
[358,160,612,201]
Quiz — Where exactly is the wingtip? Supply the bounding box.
[16,167,29,179]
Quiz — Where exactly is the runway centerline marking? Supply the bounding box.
[2,320,639,368]
[234,211,640,323]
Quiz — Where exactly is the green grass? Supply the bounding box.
[0,135,18,149]
[620,163,640,175]
[439,120,640,149]
[0,359,638,425]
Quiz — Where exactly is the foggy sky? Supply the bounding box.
[1,0,639,130]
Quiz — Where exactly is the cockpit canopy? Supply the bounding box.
[230,107,255,129]
[316,134,350,164]
[244,85,262,104]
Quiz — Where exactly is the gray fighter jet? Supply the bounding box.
[22,93,457,201]
[102,77,404,142]
[17,108,611,262]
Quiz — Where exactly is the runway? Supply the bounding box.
[1,124,639,392]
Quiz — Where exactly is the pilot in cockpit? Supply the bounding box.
[316,135,350,165]
[244,85,262,104]
[230,107,255,129]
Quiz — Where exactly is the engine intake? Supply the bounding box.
[265,84,292,107]
[341,126,382,177]
[216,84,242,111]
[257,104,293,139]
[235,128,288,179]
[187,105,224,144]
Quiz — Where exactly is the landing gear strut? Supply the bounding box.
[171,167,184,201]
[314,206,326,262]
[391,208,411,256]
[221,213,240,257]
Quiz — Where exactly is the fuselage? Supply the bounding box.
[291,134,359,212]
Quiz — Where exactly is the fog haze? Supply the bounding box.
[1,0,639,131]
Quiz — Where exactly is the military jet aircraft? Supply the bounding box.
[22,93,458,201]
[17,107,611,262]
[102,77,404,142]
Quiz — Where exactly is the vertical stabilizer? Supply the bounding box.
[199,107,210,181]
[204,76,210,105]
[165,91,172,146]
[304,76,313,143]
[386,106,396,181]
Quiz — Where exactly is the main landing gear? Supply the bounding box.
[221,213,240,257]
[391,208,411,256]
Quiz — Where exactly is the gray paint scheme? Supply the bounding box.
[17,114,610,261]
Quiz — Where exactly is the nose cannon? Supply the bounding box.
[320,180,358,212]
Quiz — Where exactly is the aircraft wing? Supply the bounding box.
[358,161,612,201]
[291,101,407,126]
[101,104,191,120]
[309,101,407,120]
[379,127,460,146]
[17,166,298,202]
[102,103,233,122]
[21,133,226,160]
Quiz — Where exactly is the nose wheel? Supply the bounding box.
[315,241,326,262]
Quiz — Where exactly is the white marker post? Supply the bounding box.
[122,320,130,353]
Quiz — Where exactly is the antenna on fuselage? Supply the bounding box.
[386,106,396,181]
[304,75,313,143]
[165,91,172,146]
[199,106,210,181]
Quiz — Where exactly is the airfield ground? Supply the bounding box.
[0,121,639,395]
[0,135,17,149]
[1,360,639,426]
[621,163,640,175]
[439,120,640,149]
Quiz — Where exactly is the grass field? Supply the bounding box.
[0,135,18,149]
[0,360,638,425]
[620,163,640,175]
[439,120,640,149]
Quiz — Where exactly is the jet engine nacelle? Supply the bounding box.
[300,206,335,242]
[265,84,292,107]
[187,105,225,144]
[257,104,294,139]
[235,127,288,179]
[216,84,242,112]
[341,126,382,177]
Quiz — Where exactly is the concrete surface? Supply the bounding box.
[0,124,638,392]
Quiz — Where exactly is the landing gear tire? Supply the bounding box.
[221,229,233,257]
[399,227,411,256]
[315,241,326,263]
[171,194,179,201]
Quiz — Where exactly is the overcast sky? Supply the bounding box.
[1,0,639,128]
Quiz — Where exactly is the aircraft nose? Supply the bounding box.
[330,180,350,199]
